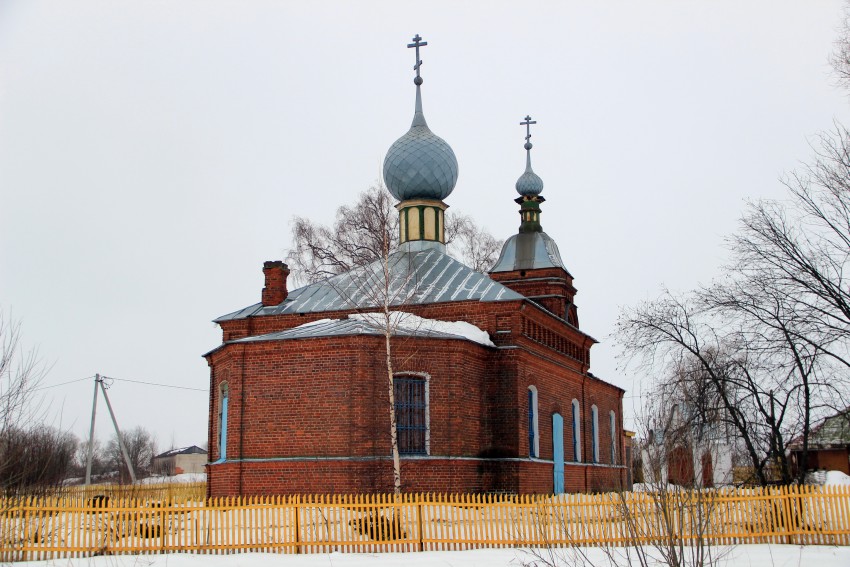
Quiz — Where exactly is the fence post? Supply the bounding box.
[24,496,32,562]
[159,506,166,553]
[294,495,301,554]
[417,495,424,552]
[778,486,790,545]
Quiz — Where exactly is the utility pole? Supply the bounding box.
[100,378,137,483]
[84,374,100,486]
[84,374,137,486]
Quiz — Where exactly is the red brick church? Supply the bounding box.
[204,36,626,496]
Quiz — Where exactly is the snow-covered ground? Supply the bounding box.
[808,470,850,487]
[17,545,850,567]
[138,472,206,485]
[63,472,207,487]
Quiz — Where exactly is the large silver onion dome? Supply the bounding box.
[383,83,458,201]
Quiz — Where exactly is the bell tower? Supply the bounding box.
[489,116,579,327]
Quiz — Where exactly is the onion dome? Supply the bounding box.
[516,116,543,196]
[383,35,459,202]
[516,146,544,196]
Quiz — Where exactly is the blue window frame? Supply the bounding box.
[571,399,581,462]
[218,382,229,462]
[395,377,427,455]
[591,405,599,463]
[610,410,617,464]
[528,386,539,458]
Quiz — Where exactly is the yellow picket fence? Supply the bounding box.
[55,482,206,503]
[1,485,849,561]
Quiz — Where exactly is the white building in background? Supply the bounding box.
[151,446,207,475]
[641,403,733,488]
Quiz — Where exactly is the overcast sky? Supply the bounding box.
[1,1,848,451]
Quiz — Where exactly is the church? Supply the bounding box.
[204,36,627,496]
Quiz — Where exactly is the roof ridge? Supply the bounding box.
[214,248,524,322]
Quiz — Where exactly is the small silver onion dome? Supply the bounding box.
[516,171,544,196]
[383,85,459,201]
[516,152,544,196]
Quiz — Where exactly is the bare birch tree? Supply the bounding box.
[288,182,503,284]
[287,183,502,493]
[445,211,504,273]
[289,183,398,284]
[310,217,424,494]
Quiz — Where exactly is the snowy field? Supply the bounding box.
[16,545,850,567]
[138,473,206,485]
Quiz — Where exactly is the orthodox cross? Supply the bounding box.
[407,34,428,80]
[521,115,537,143]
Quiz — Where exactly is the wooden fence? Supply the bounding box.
[55,482,206,503]
[2,485,849,561]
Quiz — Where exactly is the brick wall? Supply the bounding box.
[206,268,626,496]
[207,459,626,496]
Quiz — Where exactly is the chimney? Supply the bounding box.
[261,261,290,306]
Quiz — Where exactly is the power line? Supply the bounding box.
[107,376,207,392]
[31,376,94,391]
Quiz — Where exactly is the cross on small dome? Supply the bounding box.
[516,115,544,197]
[521,115,537,150]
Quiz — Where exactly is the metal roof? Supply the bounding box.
[214,244,524,323]
[490,231,570,273]
[228,317,482,345]
[153,445,207,459]
[788,408,850,450]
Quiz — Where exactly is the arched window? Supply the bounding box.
[571,399,581,462]
[217,382,229,462]
[591,404,599,463]
[610,410,617,464]
[528,386,539,458]
[394,373,430,455]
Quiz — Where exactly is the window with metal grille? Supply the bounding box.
[394,376,427,455]
[528,386,539,458]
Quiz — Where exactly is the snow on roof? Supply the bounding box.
[229,312,495,348]
[350,312,495,347]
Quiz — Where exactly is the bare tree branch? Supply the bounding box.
[287,182,503,285]
[618,124,850,486]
